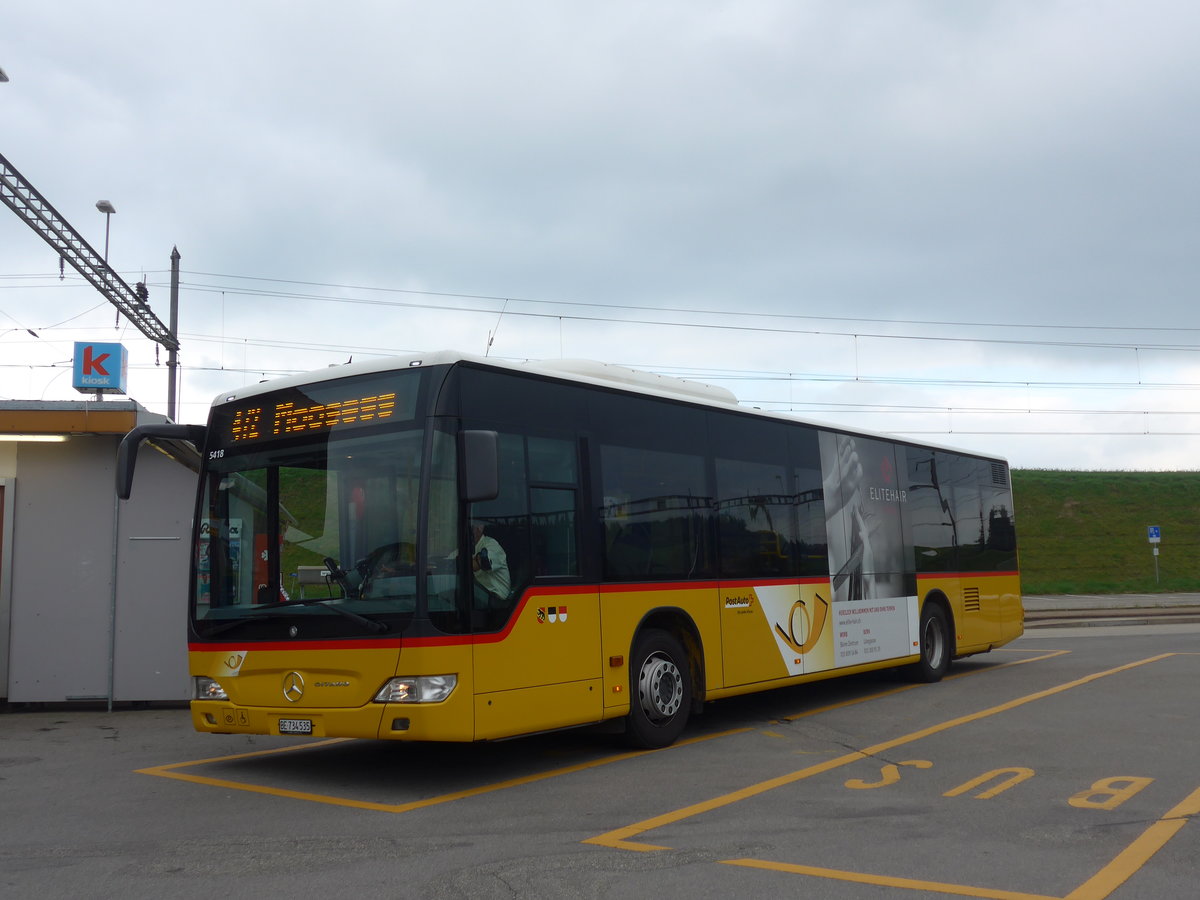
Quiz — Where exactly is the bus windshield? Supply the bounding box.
[194,425,442,637]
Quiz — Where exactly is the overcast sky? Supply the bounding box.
[4,1,1200,470]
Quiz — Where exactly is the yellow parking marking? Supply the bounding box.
[725,857,1059,900]
[1066,784,1200,900]
[722,781,1200,900]
[585,746,875,852]
[140,737,352,769]
[137,725,756,813]
[781,649,1069,723]
[584,654,1174,855]
[960,648,1072,665]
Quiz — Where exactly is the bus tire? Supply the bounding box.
[908,602,951,683]
[625,628,691,749]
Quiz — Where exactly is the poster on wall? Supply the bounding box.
[198,518,242,606]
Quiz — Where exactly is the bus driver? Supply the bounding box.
[470,520,510,606]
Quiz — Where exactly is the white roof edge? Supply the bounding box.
[521,358,739,405]
[209,350,739,407]
[208,350,465,404]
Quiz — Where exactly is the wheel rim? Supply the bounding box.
[637,652,683,722]
[922,616,945,669]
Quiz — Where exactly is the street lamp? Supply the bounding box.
[95,200,116,262]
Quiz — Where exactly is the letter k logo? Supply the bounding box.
[83,345,110,376]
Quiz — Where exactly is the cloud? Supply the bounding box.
[3,1,1200,469]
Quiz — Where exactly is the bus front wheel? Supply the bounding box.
[626,629,691,749]
[908,602,951,683]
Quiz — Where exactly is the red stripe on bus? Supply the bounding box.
[190,574,1021,652]
[190,584,593,653]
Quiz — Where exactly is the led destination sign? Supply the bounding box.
[211,371,421,449]
[230,392,398,442]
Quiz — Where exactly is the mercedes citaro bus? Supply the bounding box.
[118,351,1022,748]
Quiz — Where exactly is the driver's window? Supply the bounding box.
[466,433,527,631]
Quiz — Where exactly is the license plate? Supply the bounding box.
[278,718,313,735]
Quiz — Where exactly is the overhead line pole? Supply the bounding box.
[0,150,179,353]
[168,246,180,421]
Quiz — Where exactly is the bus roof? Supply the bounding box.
[211,350,1007,463]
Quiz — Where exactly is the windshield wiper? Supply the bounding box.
[265,596,389,633]
[200,596,389,638]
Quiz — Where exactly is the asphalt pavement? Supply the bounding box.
[4,624,1200,898]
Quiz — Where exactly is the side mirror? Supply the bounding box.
[459,430,499,502]
[117,424,207,499]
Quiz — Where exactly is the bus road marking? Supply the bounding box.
[134,651,1066,813]
[584,653,1184,900]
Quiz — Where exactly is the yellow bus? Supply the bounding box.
[118,351,1022,748]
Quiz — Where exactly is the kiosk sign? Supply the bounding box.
[73,341,128,395]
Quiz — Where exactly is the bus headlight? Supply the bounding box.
[374,675,457,703]
[194,676,228,700]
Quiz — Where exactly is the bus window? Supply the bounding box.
[601,444,714,581]
[593,393,713,582]
[906,449,958,573]
[531,487,577,576]
[941,457,1019,574]
[527,435,576,483]
[948,455,988,573]
[467,434,528,629]
[983,463,1017,571]
[465,432,585,625]
[711,415,794,579]
[716,456,794,578]
[527,435,579,579]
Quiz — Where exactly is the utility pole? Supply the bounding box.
[168,247,180,421]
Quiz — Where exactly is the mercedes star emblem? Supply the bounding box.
[282,671,305,703]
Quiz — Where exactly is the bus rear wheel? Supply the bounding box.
[908,602,951,683]
[626,629,691,749]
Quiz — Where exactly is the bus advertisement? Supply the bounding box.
[118,351,1022,748]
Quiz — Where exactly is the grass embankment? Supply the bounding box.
[1013,470,1200,595]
